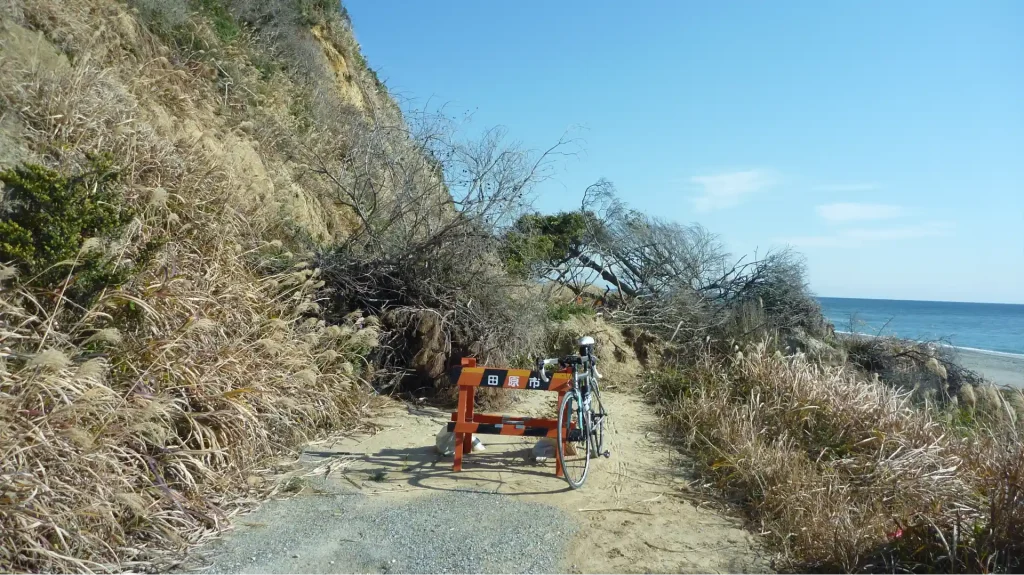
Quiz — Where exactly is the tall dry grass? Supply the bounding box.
[647,342,1024,573]
[0,5,380,572]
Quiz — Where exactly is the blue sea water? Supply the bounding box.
[818,297,1024,356]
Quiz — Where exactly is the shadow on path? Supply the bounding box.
[304,440,574,496]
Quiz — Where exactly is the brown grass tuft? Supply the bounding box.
[647,341,1024,573]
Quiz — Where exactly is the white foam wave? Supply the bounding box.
[833,331,1024,359]
[941,345,1024,360]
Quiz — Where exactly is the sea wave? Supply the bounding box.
[834,330,1024,359]
[941,345,1024,360]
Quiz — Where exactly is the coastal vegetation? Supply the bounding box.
[0,0,1020,573]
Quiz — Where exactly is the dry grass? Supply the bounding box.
[0,2,384,571]
[647,342,1024,573]
[840,334,986,403]
[1,272,377,572]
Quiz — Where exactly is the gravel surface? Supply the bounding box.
[190,481,578,574]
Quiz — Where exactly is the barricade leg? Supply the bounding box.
[453,385,470,472]
[462,386,475,455]
[555,390,565,478]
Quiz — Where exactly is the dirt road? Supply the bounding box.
[190,390,769,573]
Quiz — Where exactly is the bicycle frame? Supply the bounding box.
[541,349,603,446]
[572,360,596,417]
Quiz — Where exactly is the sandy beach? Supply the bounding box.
[952,348,1024,389]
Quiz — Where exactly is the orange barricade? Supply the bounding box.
[447,357,574,477]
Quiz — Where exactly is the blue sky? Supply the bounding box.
[344,0,1023,304]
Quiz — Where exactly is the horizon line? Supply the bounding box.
[818,295,1024,306]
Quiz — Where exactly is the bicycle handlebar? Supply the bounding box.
[535,355,602,383]
[536,357,559,382]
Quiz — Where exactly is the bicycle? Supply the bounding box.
[536,336,611,489]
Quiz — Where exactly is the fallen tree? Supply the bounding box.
[314,109,573,395]
[499,180,825,350]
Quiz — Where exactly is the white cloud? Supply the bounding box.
[780,222,954,248]
[816,202,905,222]
[689,170,774,212]
[814,183,880,192]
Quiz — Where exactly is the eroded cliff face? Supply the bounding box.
[311,22,369,111]
[0,2,404,570]
[0,0,405,247]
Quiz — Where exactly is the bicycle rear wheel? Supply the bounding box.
[557,391,591,489]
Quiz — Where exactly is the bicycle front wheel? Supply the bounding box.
[589,390,606,458]
[557,391,591,489]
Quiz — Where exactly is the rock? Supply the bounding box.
[531,438,556,463]
[435,426,484,456]
[530,438,577,460]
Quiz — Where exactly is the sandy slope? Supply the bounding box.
[193,390,769,574]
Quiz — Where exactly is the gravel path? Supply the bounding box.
[187,391,768,574]
[192,480,578,574]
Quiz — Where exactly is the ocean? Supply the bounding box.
[818,297,1024,356]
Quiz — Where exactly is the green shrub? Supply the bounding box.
[499,211,590,279]
[641,368,691,400]
[0,156,153,307]
[193,0,239,43]
[130,0,238,50]
[127,0,201,53]
[546,301,595,322]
